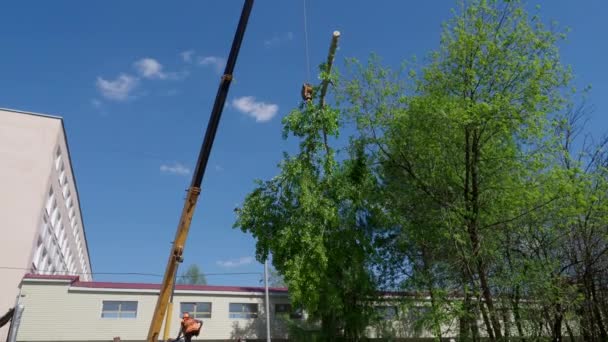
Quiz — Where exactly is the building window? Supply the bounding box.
[101,301,138,319]
[55,148,62,170]
[40,215,49,239]
[60,236,68,256]
[47,226,53,242]
[58,224,65,243]
[54,214,62,234]
[375,306,398,320]
[275,303,302,319]
[65,190,72,205]
[180,302,212,319]
[59,163,67,186]
[46,188,55,215]
[51,205,59,227]
[33,237,44,269]
[407,306,430,321]
[34,242,44,270]
[229,303,258,319]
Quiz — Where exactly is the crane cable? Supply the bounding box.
[303,0,311,82]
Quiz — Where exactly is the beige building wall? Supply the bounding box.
[17,276,292,341]
[0,108,92,340]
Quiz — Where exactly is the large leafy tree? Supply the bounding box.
[342,0,571,339]
[235,67,379,339]
[235,0,608,341]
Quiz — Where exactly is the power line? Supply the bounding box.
[303,0,312,82]
[0,266,261,278]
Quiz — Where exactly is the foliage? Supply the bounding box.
[235,0,608,340]
[176,264,207,285]
[235,63,379,339]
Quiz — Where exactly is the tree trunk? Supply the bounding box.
[552,303,563,342]
[501,305,510,339]
[471,128,503,340]
[480,299,496,340]
[464,126,502,340]
[590,278,608,341]
[565,320,575,342]
[461,283,472,341]
[477,262,502,339]
[512,288,526,341]
[471,313,480,342]
[321,312,338,340]
[464,127,494,340]
[422,248,443,341]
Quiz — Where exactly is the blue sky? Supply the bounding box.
[1,1,607,286]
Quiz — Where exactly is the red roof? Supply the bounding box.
[23,273,288,294]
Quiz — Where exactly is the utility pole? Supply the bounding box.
[264,259,271,342]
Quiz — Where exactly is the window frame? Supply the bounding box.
[229,303,258,319]
[375,305,398,320]
[55,147,62,170]
[180,302,212,319]
[275,303,302,319]
[45,188,55,215]
[101,301,138,319]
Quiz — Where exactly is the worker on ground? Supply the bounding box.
[173,312,202,342]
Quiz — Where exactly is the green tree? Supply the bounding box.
[342,0,571,339]
[177,264,207,285]
[235,64,379,339]
[234,0,608,340]
[548,106,608,341]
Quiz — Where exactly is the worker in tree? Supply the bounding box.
[173,312,202,342]
[301,83,313,102]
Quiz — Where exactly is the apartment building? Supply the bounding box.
[15,274,293,341]
[0,108,92,340]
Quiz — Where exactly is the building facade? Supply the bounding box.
[13,275,471,341]
[16,274,293,342]
[0,108,92,339]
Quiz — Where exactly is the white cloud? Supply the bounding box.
[134,58,166,79]
[216,256,254,268]
[198,56,226,74]
[160,162,191,176]
[232,96,278,122]
[264,32,294,48]
[96,74,139,101]
[181,50,195,63]
[134,57,188,80]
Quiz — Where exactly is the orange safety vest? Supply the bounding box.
[182,317,202,335]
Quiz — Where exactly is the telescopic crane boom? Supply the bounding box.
[146,1,254,340]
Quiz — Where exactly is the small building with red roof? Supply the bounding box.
[13,274,295,341]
